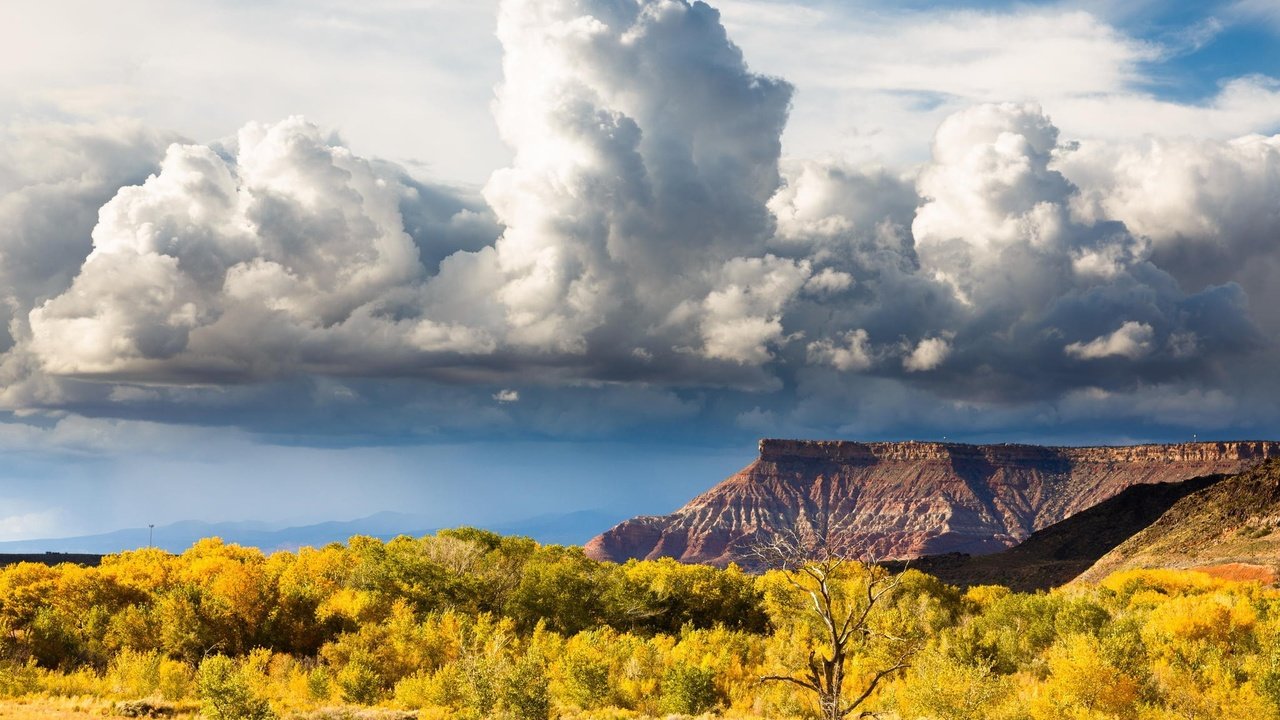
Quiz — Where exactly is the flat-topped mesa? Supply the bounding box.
[586,439,1280,568]
[1064,441,1280,464]
[757,438,1280,465]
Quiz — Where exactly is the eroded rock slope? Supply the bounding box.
[585,439,1280,567]
[1077,458,1280,583]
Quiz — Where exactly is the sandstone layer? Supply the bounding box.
[584,439,1280,567]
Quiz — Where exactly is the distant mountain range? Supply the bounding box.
[0,509,625,555]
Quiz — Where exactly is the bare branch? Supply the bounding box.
[750,524,921,720]
[759,674,822,694]
[839,661,912,717]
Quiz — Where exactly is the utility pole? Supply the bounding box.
[148,524,155,548]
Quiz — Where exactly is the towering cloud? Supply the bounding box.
[1060,133,1280,334]
[476,0,799,371]
[901,103,1259,399]
[0,122,174,408]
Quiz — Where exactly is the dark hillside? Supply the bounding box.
[1079,458,1280,582]
[895,473,1225,591]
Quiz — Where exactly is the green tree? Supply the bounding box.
[197,655,276,720]
[507,548,606,635]
[659,662,719,715]
[501,651,550,720]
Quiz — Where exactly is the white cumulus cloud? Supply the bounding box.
[27,117,495,380]
[1065,321,1155,360]
[807,329,872,372]
[903,337,952,372]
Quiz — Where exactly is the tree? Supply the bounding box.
[197,654,276,720]
[754,532,919,720]
[659,662,719,715]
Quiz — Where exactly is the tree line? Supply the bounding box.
[0,529,1278,719]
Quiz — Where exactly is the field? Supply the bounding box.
[0,697,174,719]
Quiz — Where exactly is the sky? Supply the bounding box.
[1,0,1279,540]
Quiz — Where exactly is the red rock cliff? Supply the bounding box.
[584,439,1280,566]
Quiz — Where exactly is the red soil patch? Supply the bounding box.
[1190,562,1278,583]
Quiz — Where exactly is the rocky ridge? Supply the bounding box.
[585,439,1280,567]
[1077,458,1280,583]
[895,473,1227,591]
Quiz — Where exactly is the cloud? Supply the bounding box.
[477,0,796,365]
[1065,321,1155,360]
[1056,384,1242,429]
[803,267,854,295]
[807,329,871,372]
[899,102,1261,400]
[1058,132,1280,335]
[26,117,497,381]
[0,509,63,541]
[4,0,814,418]
[903,336,952,372]
[769,160,919,246]
[914,102,1071,250]
[0,121,174,341]
[718,1,1280,166]
[0,414,254,458]
[1230,0,1280,31]
[0,121,177,409]
[0,0,1277,445]
[695,255,810,364]
[0,0,510,186]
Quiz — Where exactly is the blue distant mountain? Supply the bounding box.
[0,509,625,555]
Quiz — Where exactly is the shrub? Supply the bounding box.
[308,665,333,702]
[197,654,277,720]
[393,671,436,710]
[394,666,465,711]
[458,655,501,716]
[556,647,611,710]
[108,649,162,697]
[0,659,41,697]
[501,655,550,720]
[658,663,718,715]
[116,698,177,717]
[1239,524,1272,540]
[157,658,194,701]
[290,710,418,720]
[36,665,107,697]
[337,659,383,705]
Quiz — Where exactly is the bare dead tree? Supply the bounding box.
[752,529,920,720]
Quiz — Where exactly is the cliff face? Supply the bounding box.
[584,439,1280,567]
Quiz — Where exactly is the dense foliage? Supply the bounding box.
[1,531,1279,719]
